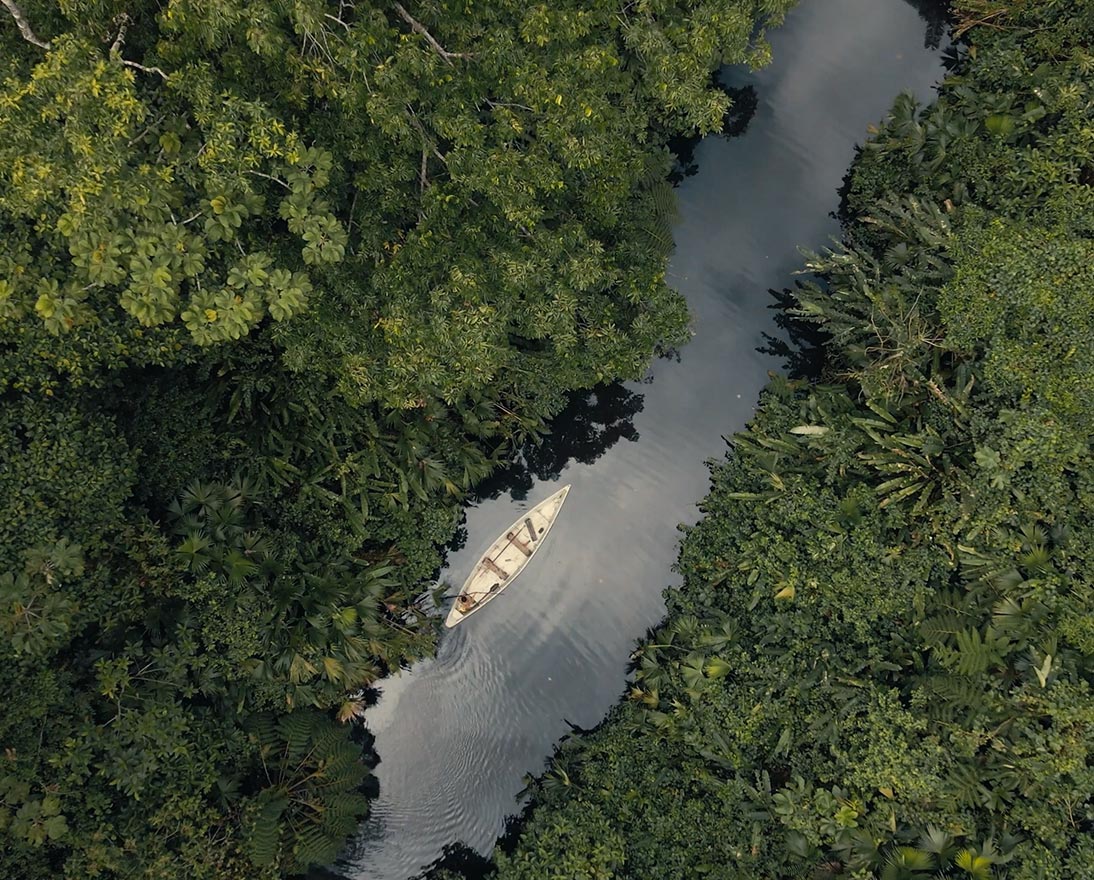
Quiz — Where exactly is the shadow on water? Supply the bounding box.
[668,84,759,183]
[757,282,832,381]
[437,381,647,566]
[408,843,497,880]
[901,0,952,49]
[470,383,645,503]
[407,802,544,880]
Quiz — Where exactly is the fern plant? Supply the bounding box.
[243,711,370,873]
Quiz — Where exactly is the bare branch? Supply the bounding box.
[109,13,168,80]
[126,112,166,147]
[2,0,51,49]
[486,99,535,112]
[404,106,442,218]
[346,189,359,235]
[405,107,447,165]
[247,169,292,191]
[953,4,1010,38]
[121,58,168,80]
[110,12,128,56]
[299,22,336,65]
[392,2,471,64]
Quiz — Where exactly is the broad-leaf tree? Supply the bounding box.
[0,0,795,876]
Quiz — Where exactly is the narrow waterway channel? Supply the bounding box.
[331,1,949,876]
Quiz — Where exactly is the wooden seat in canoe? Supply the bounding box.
[482,557,509,579]
[505,531,534,557]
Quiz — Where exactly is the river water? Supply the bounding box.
[331,1,948,877]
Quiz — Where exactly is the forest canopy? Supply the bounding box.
[493,2,1094,878]
[0,0,794,877]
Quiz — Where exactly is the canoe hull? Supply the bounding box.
[444,485,571,628]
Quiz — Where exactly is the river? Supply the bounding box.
[328,1,949,876]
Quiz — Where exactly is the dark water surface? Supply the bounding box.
[334,2,948,876]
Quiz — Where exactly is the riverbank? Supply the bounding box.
[489,3,1094,877]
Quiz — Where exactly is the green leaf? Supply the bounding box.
[703,657,732,679]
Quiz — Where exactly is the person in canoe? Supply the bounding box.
[455,580,505,614]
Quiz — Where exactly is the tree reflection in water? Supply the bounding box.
[758,282,831,381]
[901,0,951,50]
[408,841,495,880]
[668,84,758,183]
[472,383,644,504]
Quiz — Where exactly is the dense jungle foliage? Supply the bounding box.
[0,0,795,877]
[493,3,1094,878]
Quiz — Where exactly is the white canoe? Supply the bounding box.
[444,485,571,628]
